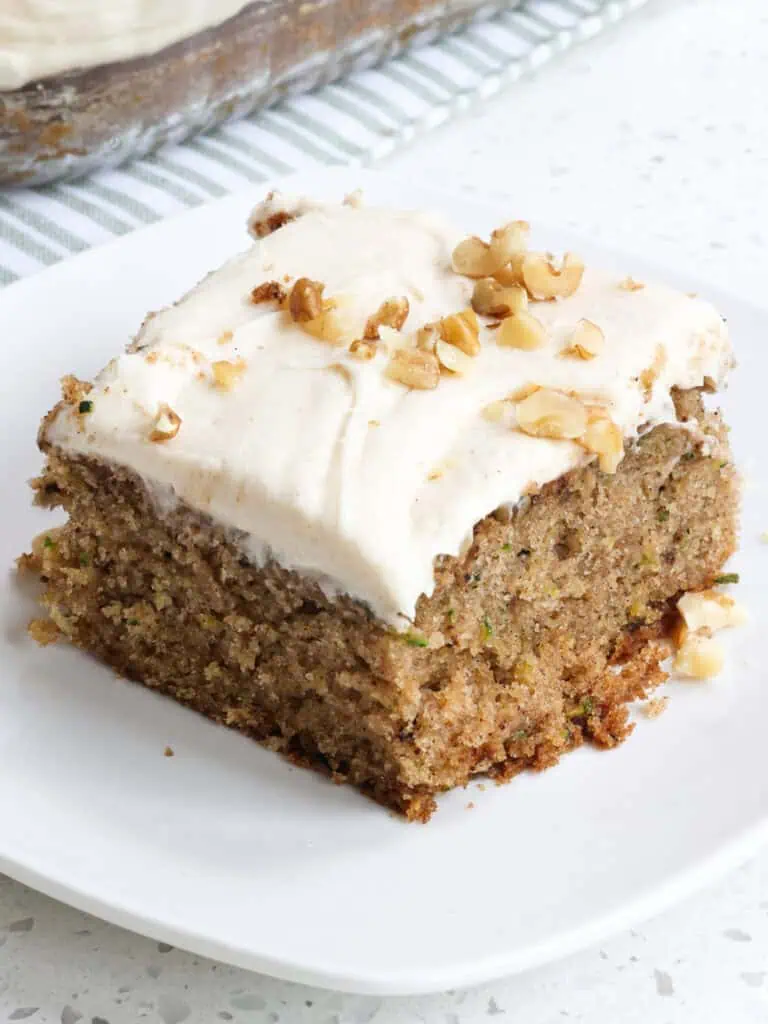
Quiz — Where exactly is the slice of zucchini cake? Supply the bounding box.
[22,193,738,820]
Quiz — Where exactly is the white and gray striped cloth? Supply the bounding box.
[0,0,646,286]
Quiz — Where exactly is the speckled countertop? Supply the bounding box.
[2,0,767,1020]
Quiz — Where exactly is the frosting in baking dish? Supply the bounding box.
[0,0,253,89]
[46,196,733,626]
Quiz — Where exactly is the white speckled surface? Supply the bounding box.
[3,0,767,1018]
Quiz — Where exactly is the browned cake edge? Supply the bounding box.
[20,388,739,820]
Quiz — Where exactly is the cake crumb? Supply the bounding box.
[643,696,669,719]
[163,746,175,757]
[28,618,60,645]
[466,801,475,810]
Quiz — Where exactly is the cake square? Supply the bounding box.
[21,192,739,820]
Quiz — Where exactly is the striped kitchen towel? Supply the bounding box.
[0,0,647,286]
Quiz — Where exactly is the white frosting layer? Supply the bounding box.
[46,198,733,627]
[0,0,251,89]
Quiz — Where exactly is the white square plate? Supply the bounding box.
[0,168,765,996]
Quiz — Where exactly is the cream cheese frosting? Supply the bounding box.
[45,196,733,627]
[0,0,252,90]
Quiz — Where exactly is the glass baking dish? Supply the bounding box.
[0,0,508,187]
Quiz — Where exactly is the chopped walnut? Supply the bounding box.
[507,383,541,403]
[482,399,511,424]
[436,340,473,376]
[619,276,645,292]
[149,403,182,442]
[364,296,410,340]
[288,277,325,322]
[496,311,548,350]
[451,236,498,278]
[677,590,746,633]
[488,220,529,267]
[581,409,624,473]
[212,359,246,391]
[415,323,440,353]
[251,280,287,305]
[521,252,584,300]
[493,254,527,287]
[452,220,529,280]
[285,278,350,345]
[561,319,604,360]
[349,339,377,361]
[515,388,588,440]
[439,309,480,356]
[385,349,440,390]
[673,632,724,679]
[251,209,294,238]
[471,278,527,318]
[300,302,348,345]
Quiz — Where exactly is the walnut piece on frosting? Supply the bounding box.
[251,280,287,305]
[364,297,410,340]
[247,190,318,239]
[496,310,548,350]
[436,339,473,376]
[488,220,529,267]
[288,277,324,322]
[561,319,604,360]
[451,236,499,279]
[212,359,246,391]
[471,278,527,319]
[581,408,624,473]
[415,323,440,353]
[349,339,377,361]
[286,278,350,345]
[439,309,480,356]
[150,404,181,443]
[619,275,645,292]
[452,221,529,279]
[514,388,588,440]
[385,349,440,390]
[452,218,585,305]
[521,252,584,300]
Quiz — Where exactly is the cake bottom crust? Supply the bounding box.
[23,389,739,820]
